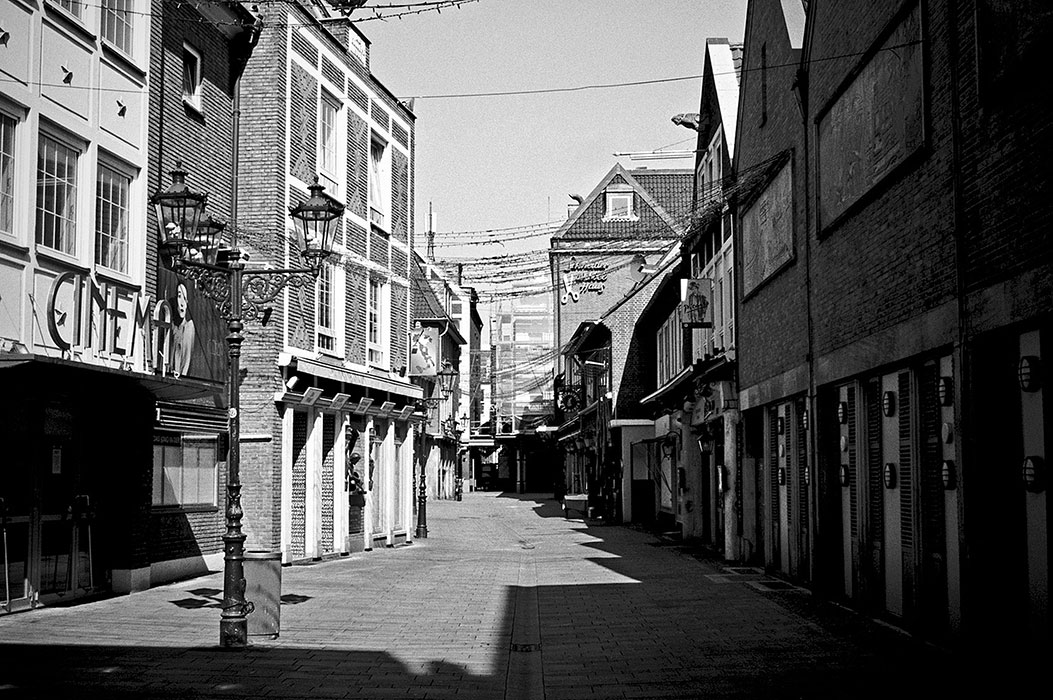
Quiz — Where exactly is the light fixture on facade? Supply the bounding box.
[396,405,415,421]
[776,416,785,435]
[801,409,809,431]
[301,387,323,406]
[941,460,957,490]
[285,375,300,391]
[883,462,897,489]
[882,391,896,417]
[437,360,459,400]
[1022,455,1045,493]
[936,376,953,406]
[378,401,396,416]
[1018,356,1041,392]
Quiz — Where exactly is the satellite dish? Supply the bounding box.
[629,254,648,283]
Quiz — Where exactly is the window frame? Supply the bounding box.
[100,0,135,56]
[152,432,219,509]
[368,134,390,232]
[318,90,343,197]
[367,276,389,369]
[0,108,19,241]
[603,184,638,222]
[182,43,203,114]
[35,127,83,258]
[315,261,341,356]
[94,155,133,274]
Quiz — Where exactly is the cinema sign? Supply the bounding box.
[45,270,180,375]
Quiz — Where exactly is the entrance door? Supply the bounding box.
[0,468,33,613]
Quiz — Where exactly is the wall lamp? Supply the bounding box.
[1018,356,1041,392]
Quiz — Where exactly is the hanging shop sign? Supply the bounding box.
[680,278,713,328]
[409,325,439,376]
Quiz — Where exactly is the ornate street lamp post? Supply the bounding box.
[415,360,459,538]
[151,163,343,648]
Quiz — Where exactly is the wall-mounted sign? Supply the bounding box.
[817,2,923,229]
[742,162,793,296]
[45,269,224,382]
[559,257,608,304]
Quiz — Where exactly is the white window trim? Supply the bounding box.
[603,190,638,222]
[315,262,342,357]
[94,153,136,277]
[367,277,389,369]
[318,91,343,199]
[0,103,26,244]
[368,134,390,232]
[35,125,86,263]
[100,0,136,57]
[182,43,203,114]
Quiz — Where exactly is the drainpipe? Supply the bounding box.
[793,60,818,586]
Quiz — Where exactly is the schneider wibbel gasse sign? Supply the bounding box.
[44,269,224,381]
[559,256,609,305]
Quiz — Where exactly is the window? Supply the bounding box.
[0,113,15,236]
[101,0,134,54]
[95,162,131,272]
[36,132,79,255]
[367,277,387,367]
[152,433,218,507]
[182,44,202,112]
[55,0,83,18]
[316,263,336,353]
[319,92,341,196]
[603,184,637,221]
[368,136,389,229]
[657,309,683,386]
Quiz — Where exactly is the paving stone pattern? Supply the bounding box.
[0,493,983,699]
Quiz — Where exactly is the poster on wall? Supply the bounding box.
[741,163,793,297]
[156,268,225,382]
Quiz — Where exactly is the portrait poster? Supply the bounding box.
[155,267,226,382]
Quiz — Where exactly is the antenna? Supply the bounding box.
[427,202,435,259]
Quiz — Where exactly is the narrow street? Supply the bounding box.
[2,492,975,699]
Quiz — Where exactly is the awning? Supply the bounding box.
[280,353,423,399]
[639,365,693,406]
[0,353,222,401]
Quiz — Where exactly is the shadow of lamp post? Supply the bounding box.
[416,360,459,538]
[150,162,344,648]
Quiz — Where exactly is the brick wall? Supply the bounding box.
[806,0,957,359]
[734,0,809,394]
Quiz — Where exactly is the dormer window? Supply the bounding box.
[603,184,637,221]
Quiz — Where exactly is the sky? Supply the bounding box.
[361,0,749,263]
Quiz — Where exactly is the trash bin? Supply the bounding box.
[244,551,282,638]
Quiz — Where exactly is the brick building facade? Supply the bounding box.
[734,0,1051,653]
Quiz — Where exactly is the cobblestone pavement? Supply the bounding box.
[0,492,983,699]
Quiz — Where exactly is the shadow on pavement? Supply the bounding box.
[0,644,499,699]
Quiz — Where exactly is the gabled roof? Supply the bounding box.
[781,0,807,50]
[551,164,692,242]
[705,39,742,158]
[411,256,446,319]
